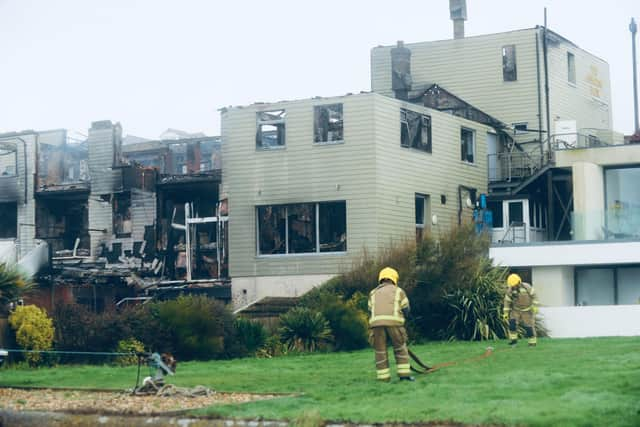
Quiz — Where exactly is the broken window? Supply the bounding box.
[257,201,347,255]
[287,203,316,253]
[567,52,576,84]
[460,128,475,163]
[113,192,132,238]
[502,45,517,82]
[319,201,346,252]
[314,104,344,143]
[257,205,286,254]
[256,110,286,149]
[401,109,432,152]
[415,194,429,242]
[0,144,17,177]
[0,202,17,238]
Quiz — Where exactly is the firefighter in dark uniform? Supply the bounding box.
[368,267,414,382]
[503,273,539,346]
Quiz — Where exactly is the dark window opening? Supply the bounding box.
[502,45,517,82]
[488,200,503,228]
[415,194,430,242]
[288,203,316,254]
[513,123,528,135]
[508,201,524,224]
[567,52,576,84]
[113,192,132,238]
[319,201,346,252]
[36,198,89,255]
[257,205,286,255]
[401,109,432,152]
[256,110,286,149]
[0,202,17,238]
[461,128,475,163]
[258,201,347,255]
[314,104,343,143]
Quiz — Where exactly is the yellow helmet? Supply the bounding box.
[378,267,399,286]
[507,273,522,288]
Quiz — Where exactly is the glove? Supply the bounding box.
[502,312,509,321]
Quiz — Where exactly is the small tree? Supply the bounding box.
[8,305,54,365]
[0,263,33,311]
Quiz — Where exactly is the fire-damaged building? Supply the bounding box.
[0,122,228,312]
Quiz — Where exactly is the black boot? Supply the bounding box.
[509,339,517,346]
[400,376,415,382]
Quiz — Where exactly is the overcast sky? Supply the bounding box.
[1,0,639,138]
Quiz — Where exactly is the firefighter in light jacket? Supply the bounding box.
[368,267,414,382]
[503,273,539,346]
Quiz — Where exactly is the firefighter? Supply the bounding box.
[368,267,414,382]
[503,273,539,346]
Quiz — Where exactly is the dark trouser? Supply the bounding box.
[370,326,411,380]
[508,310,537,345]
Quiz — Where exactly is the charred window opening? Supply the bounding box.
[113,192,132,238]
[461,127,475,163]
[36,198,89,255]
[0,144,17,177]
[257,205,286,255]
[319,201,346,252]
[0,202,17,238]
[257,201,347,255]
[401,109,432,153]
[256,110,286,149]
[314,104,344,143]
[502,45,517,82]
[38,141,89,187]
[567,52,576,84]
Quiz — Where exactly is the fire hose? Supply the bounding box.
[408,346,497,374]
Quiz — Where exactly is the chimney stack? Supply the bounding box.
[391,41,412,101]
[449,0,467,39]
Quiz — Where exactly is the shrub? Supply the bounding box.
[151,295,235,361]
[279,307,332,352]
[256,334,289,358]
[300,291,368,351]
[114,337,145,366]
[8,305,54,366]
[233,317,267,356]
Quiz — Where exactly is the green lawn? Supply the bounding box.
[1,337,639,426]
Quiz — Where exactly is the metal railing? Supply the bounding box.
[488,150,549,183]
[498,221,527,243]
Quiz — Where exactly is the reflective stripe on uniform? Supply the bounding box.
[369,286,407,325]
[377,368,391,379]
[397,363,411,375]
[370,314,405,324]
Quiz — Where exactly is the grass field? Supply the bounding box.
[1,337,639,426]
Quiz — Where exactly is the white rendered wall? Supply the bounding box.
[572,162,604,240]
[232,274,335,309]
[540,305,640,338]
[490,240,640,267]
[532,266,574,306]
[0,240,16,264]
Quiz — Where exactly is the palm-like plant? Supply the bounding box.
[279,307,333,352]
[443,259,508,341]
[0,263,33,309]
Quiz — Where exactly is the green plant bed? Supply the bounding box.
[1,338,639,426]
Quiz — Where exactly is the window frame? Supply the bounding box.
[313,103,344,144]
[256,201,347,256]
[460,127,476,164]
[567,52,576,85]
[256,109,287,150]
[400,108,432,153]
[572,265,640,306]
[502,44,517,82]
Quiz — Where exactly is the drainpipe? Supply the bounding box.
[542,10,552,154]
[631,18,639,133]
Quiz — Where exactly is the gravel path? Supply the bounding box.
[0,387,279,415]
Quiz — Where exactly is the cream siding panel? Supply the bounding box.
[371,29,541,128]
[223,94,379,278]
[372,95,489,251]
[546,40,612,134]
